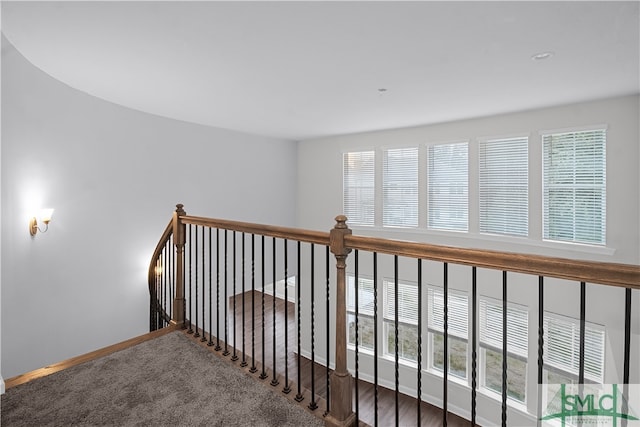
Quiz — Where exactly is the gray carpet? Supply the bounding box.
[1,331,324,427]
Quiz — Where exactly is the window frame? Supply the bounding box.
[426,141,469,232]
[542,127,607,246]
[343,150,376,227]
[478,136,529,237]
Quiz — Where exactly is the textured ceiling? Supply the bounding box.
[2,1,639,140]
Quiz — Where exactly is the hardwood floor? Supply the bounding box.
[184,291,469,427]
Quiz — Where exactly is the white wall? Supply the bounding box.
[297,95,640,424]
[0,37,297,379]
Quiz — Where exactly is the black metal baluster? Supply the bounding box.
[579,281,586,385]
[325,245,330,415]
[283,239,291,393]
[295,241,304,402]
[537,276,544,427]
[187,225,194,334]
[169,235,173,322]
[502,271,508,427]
[354,250,360,421]
[163,245,168,327]
[309,243,318,411]
[623,288,632,427]
[260,235,268,380]
[194,226,199,338]
[182,229,187,330]
[394,255,400,427]
[201,227,206,341]
[215,229,222,351]
[471,266,477,427]
[223,230,230,355]
[250,234,257,373]
[231,231,238,361]
[208,228,214,347]
[417,259,423,427]
[443,262,449,427]
[241,233,248,366]
[271,237,279,386]
[373,252,378,427]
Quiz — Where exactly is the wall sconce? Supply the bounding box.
[29,208,54,236]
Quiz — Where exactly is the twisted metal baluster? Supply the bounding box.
[194,225,199,338]
[240,233,248,367]
[308,243,318,411]
[223,230,230,355]
[471,267,478,426]
[200,227,206,342]
[536,276,544,427]
[417,259,422,427]
[250,234,257,373]
[394,255,399,427]
[260,235,268,380]
[187,225,193,334]
[271,237,279,386]
[501,271,508,427]
[324,245,330,415]
[208,228,214,346]
[215,229,222,351]
[373,252,378,427]
[283,239,291,394]
[295,241,304,402]
[443,262,449,427]
[354,250,360,421]
[231,231,238,361]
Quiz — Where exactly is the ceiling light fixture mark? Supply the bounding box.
[531,51,554,61]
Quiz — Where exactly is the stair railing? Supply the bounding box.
[149,204,639,427]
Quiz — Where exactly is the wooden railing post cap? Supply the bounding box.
[334,215,349,229]
[330,215,352,257]
[175,204,186,216]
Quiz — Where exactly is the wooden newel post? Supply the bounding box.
[171,204,186,327]
[326,215,357,427]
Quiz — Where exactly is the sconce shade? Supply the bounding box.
[41,208,54,224]
[29,208,54,236]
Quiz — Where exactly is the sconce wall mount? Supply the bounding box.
[29,209,54,237]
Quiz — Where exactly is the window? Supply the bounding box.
[543,129,606,245]
[544,312,605,384]
[479,298,529,403]
[427,142,468,231]
[383,147,418,227]
[427,287,468,379]
[479,137,528,236]
[343,151,375,226]
[384,280,419,362]
[347,275,375,351]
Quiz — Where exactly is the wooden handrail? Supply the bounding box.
[147,218,173,288]
[345,234,640,289]
[181,215,330,246]
[176,213,639,289]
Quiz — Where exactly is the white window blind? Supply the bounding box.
[347,275,375,316]
[479,298,528,358]
[479,137,528,236]
[427,142,468,231]
[427,287,468,339]
[384,280,419,325]
[343,151,375,226]
[383,147,418,227]
[544,312,605,383]
[543,129,606,245]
